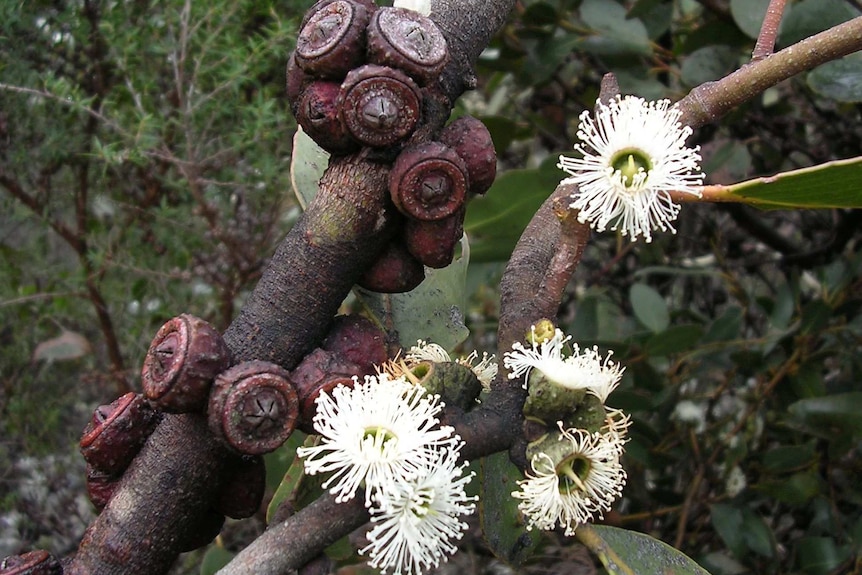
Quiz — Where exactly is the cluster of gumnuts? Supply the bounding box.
[288,0,497,292]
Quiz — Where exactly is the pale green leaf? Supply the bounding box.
[587,525,713,574]
[729,0,772,39]
[354,236,470,350]
[479,452,542,566]
[630,283,669,333]
[290,127,330,209]
[808,55,862,103]
[723,156,862,208]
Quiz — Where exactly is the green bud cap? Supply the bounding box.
[561,393,606,434]
[522,367,587,423]
[527,318,557,346]
[413,360,482,410]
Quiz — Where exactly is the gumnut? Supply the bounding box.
[79,392,160,475]
[389,140,468,221]
[216,455,267,520]
[208,361,300,456]
[141,314,231,413]
[0,550,62,575]
[85,465,121,512]
[321,314,390,374]
[294,80,360,155]
[409,360,482,411]
[366,6,449,86]
[404,207,464,268]
[338,64,422,147]
[295,0,371,79]
[439,115,497,195]
[356,240,425,293]
[290,347,365,433]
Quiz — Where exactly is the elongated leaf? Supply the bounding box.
[585,524,712,575]
[630,283,669,333]
[290,127,330,209]
[354,236,470,350]
[723,156,862,208]
[479,452,542,566]
[808,56,862,103]
[464,157,561,262]
[787,392,862,439]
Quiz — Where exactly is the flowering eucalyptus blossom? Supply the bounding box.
[297,373,458,506]
[361,446,476,575]
[558,95,704,242]
[513,426,627,535]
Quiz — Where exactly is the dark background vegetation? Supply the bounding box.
[2,0,861,573]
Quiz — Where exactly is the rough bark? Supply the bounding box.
[67,415,227,575]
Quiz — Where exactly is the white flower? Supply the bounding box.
[297,373,458,505]
[393,0,432,15]
[362,446,476,575]
[558,95,703,242]
[512,427,627,535]
[503,327,623,403]
[406,340,498,390]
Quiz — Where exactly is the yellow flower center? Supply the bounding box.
[610,148,652,189]
[558,454,591,495]
[363,426,397,450]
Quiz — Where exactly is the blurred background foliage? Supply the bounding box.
[1,0,862,574]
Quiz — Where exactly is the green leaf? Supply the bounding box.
[702,306,743,343]
[762,441,818,473]
[711,503,747,559]
[200,545,234,575]
[724,156,862,208]
[729,0,772,39]
[569,289,631,342]
[787,392,862,440]
[354,236,470,350]
[290,127,330,209]
[796,537,849,575]
[479,452,542,566]
[644,324,703,356]
[579,0,652,56]
[808,55,862,103]
[587,525,713,574]
[464,157,560,262]
[681,46,739,87]
[756,470,822,505]
[629,283,669,333]
[779,0,860,46]
[740,509,775,558]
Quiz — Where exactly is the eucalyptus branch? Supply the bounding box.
[751,0,788,61]
[676,16,862,129]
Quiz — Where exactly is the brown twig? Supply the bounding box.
[752,0,788,61]
[676,16,862,129]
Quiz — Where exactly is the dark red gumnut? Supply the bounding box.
[357,240,425,293]
[439,115,497,195]
[295,81,360,155]
[85,464,121,512]
[216,455,267,520]
[389,141,468,221]
[208,361,299,456]
[321,314,389,374]
[290,348,363,434]
[178,508,225,553]
[338,64,422,147]
[79,392,160,475]
[0,550,62,575]
[141,314,231,413]
[405,206,464,268]
[295,0,371,79]
[366,6,449,86]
